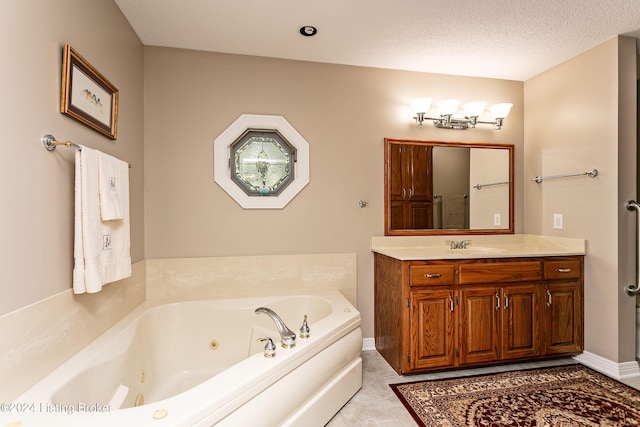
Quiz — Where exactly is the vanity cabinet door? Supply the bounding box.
[388,144,433,229]
[542,281,582,355]
[501,284,540,360]
[390,200,433,230]
[410,288,456,370]
[458,286,501,365]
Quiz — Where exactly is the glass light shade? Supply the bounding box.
[411,97,432,114]
[489,103,513,119]
[437,99,460,116]
[462,101,487,117]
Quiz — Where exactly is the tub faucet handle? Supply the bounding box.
[299,314,310,339]
[258,337,277,358]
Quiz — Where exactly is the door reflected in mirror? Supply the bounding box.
[384,138,514,236]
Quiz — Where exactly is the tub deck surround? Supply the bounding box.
[12,291,362,427]
[145,253,358,307]
[0,261,146,402]
[371,234,586,260]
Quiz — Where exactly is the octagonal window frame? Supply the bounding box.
[214,114,310,209]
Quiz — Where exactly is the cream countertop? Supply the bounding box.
[371,234,586,261]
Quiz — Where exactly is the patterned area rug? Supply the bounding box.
[390,365,640,426]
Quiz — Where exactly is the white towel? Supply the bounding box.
[98,152,127,220]
[441,194,466,229]
[73,146,131,294]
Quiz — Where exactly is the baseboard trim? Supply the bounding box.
[573,351,640,380]
[362,337,376,351]
[359,339,640,379]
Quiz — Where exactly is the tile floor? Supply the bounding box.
[326,350,640,426]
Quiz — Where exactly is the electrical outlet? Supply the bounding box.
[493,213,501,226]
[553,213,563,229]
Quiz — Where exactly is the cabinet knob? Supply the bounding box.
[556,268,571,273]
[425,273,442,278]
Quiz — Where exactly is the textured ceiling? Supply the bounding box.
[114,0,640,81]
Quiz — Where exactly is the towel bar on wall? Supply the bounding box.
[434,194,468,199]
[625,200,640,296]
[531,168,598,183]
[473,181,510,190]
[42,134,131,168]
[42,134,81,151]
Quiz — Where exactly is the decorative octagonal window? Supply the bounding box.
[231,130,295,196]
[214,114,309,209]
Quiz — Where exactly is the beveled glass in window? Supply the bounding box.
[231,129,295,196]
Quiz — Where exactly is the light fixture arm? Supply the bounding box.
[412,100,512,130]
[413,114,505,130]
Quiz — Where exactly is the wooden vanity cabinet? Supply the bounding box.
[542,258,583,355]
[374,254,583,375]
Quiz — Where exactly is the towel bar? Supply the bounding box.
[42,134,81,151]
[531,169,598,183]
[434,194,468,199]
[42,134,131,168]
[473,181,510,190]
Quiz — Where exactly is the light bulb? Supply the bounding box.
[463,101,487,117]
[437,99,460,116]
[411,97,432,114]
[489,103,513,119]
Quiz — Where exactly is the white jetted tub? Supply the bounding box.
[11,291,362,426]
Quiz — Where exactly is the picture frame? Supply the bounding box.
[60,44,119,139]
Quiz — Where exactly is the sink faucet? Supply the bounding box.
[255,307,297,348]
[445,239,472,249]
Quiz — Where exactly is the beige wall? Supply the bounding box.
[143,47,524,338]
[0,1,145,316]
[7,2,635,367]
[524,36,637,362]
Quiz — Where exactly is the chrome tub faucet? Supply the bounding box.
[255,307,297,348]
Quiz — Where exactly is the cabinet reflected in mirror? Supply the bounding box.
[384,138,514,236]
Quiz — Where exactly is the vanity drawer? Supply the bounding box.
[544,260,582,280]
[458,261,542,284]
[410,265,455,286]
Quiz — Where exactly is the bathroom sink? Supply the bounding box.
[458,246,508,255]
[466,246,507,253]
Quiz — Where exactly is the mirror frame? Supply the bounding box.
[384,138,514,236]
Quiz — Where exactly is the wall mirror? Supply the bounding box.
[384,138,514,236]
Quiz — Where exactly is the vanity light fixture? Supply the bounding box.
[411,97,513,130]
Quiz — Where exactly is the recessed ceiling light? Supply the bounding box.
[299,26,318,37]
